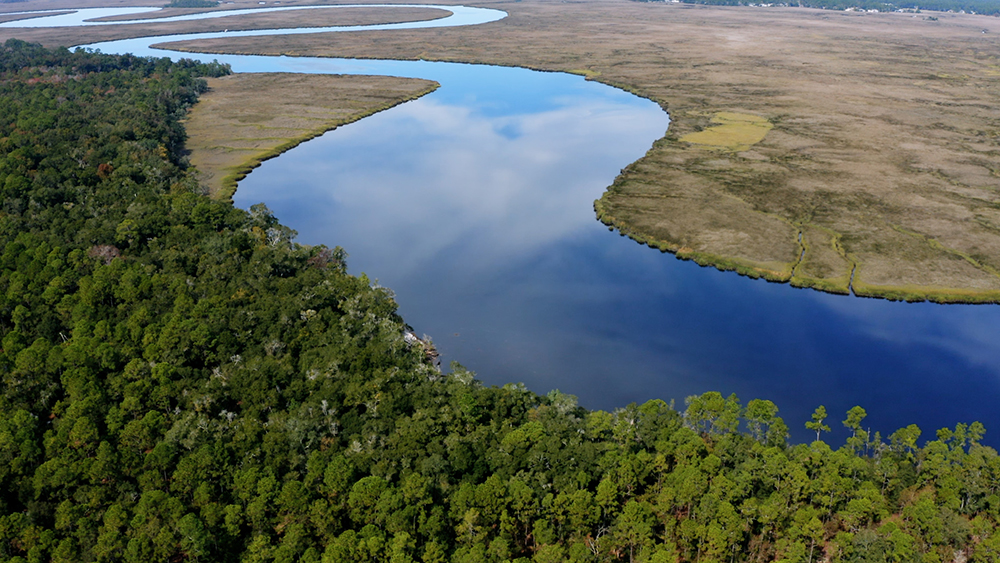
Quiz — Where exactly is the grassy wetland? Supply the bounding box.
[183,73,437,199]
[137,0,1000,303]
[0,2,449,45]
[5,0,1000,302]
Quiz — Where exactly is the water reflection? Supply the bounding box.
[249,94,661,276]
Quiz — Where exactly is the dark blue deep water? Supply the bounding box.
[16,5,997,446]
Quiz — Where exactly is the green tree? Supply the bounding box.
[843,406,869,453]
[805,405,831,442]
[613,500,656,563]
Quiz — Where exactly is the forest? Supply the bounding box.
[0,39,999,563]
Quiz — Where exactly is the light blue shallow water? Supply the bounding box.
[5,5,1000,445]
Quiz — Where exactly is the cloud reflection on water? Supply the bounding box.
[240,89,668,278]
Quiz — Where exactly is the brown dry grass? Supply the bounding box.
[183,72,437,199]
[3,0,1000,301]
[0,11,73,24]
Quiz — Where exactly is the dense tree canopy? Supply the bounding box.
[1,39,999,563]
[166,0,221,8]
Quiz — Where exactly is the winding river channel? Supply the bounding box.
[5,5,1000,445]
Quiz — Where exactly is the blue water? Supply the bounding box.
[6,5,1000,446]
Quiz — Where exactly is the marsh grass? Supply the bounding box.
[679,112,773,151]
[0,2,449,45]
[155,1,1000,302]
[182,73,437,199]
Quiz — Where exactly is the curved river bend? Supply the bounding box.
[5,5,1000,445]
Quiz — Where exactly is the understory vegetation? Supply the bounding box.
[1,40,1000,563]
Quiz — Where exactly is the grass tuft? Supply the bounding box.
[679,112,773,152]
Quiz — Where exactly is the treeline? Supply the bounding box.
[1,40,999,563]
[166,0,222,8]
[638,0,1000,17]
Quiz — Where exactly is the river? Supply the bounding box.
[4,5,1000,445]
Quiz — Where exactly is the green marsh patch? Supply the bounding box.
[680,112,773,151]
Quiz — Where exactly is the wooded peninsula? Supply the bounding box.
[1,40,999,563]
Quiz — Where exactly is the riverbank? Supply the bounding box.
[183,72,437,199]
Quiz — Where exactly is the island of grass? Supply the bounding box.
[183,72,438,200]
[141,0,1000,303]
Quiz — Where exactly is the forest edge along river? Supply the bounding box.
[3,5,1000,446]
